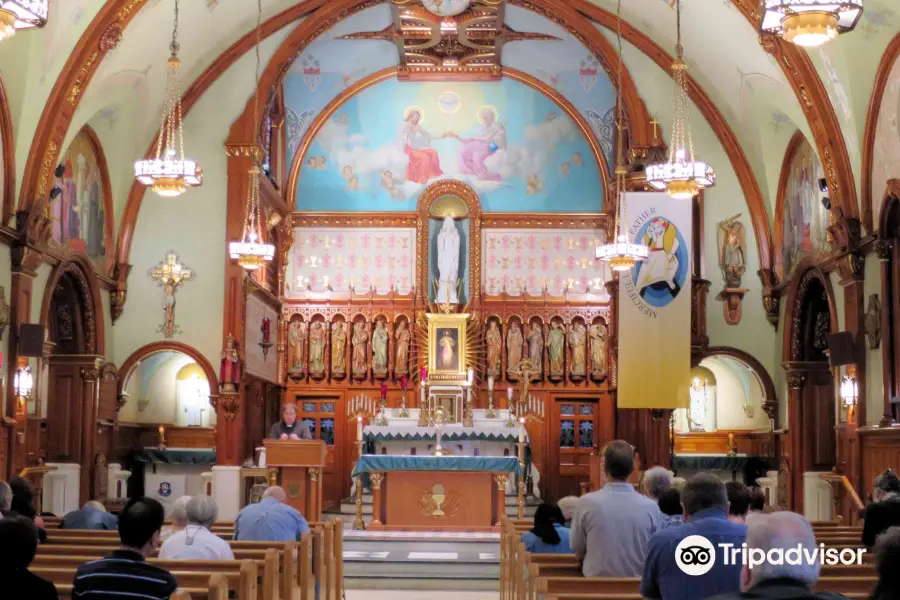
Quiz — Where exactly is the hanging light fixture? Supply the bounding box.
[760,0,863,47]
[134,0,202,197]
[596,0,648,273]
[645,0,715,200]
[228,0,275,271]
[0,1,48,41]
[840,373,858,408]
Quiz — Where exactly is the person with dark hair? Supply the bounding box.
[726,481,751,524]
[863,471,900,549]
[9,478,47,542]
[871,526,900,600]
[571,440,663,577]
[749,487,766,513]
[658,488,684,528]
[641,473,747,600]
[520,503,572,554]
[73,498,177,599]
[0,516,58,599]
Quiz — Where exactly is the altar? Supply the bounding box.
[352,455,521,530]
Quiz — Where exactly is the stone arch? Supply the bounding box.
[117,341,220,401]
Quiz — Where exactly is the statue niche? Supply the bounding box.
[428,195,469,306]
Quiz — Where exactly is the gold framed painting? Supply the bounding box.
[426,313,468,382]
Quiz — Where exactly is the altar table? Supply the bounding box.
[352,455,521,531]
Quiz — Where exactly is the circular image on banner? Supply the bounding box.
[631,217,688,308]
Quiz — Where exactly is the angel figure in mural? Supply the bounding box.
[394,320,410,375]
[486,320,502,377]
[589,322,607,378]
[309,322,326,375]
[448,107,507,182]
[287,321,308,373]
[400,108,452,184]
[436,216,460,304]
[219,336,242,393]
[351,321,369,376]
[568,322,587,377]
[717,214,747,288]
[548,321,565,377]
[527,322,543,380]
[372,320,389,375]
[332,322,348,375]
[506,322,524,378]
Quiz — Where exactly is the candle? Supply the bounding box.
[380,383,388,400]
[488,376,494,392]
[518,417,525,443]
[507,387,513,401]
[420,367,427,382]
[467,367,474,385]
[357,416,363,441]
[400,376,408,391]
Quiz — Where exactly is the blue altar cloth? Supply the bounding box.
[351,455,522,477]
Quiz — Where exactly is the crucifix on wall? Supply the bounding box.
[149,252,195,338]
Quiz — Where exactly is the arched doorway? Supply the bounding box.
[783,263,838,515]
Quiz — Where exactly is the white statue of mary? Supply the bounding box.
[436,216,460,304]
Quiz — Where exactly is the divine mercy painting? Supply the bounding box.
[782,137,828,277]
[296,78,604,212]
[53,128,111,274]
[435,328,460,372]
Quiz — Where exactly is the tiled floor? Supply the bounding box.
[346,591,499,600]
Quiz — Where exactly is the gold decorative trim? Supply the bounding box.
[37,141,59,200]
[481,213,608,229]
[225,142,265,158]
[291,212,417,228]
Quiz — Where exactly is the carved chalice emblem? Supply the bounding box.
[420,483,461,517]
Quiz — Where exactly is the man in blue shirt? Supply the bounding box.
[61,500,118,530]
[234,485,310,541]
[641,473,747,600]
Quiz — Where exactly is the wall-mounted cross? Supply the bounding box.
[149,252,195,338]
[650,117,661,139]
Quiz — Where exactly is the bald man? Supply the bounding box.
[233,486,310,542]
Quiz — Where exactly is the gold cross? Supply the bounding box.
[650,117,661,139]
[149,252,195,288]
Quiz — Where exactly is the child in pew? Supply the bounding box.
[521,503,573,554]
[0,515,58,600]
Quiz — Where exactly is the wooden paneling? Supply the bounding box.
[47,367,79,462]
[616,409,671,469]
[860,426,900,496]
[380,470,494,529]
[25,417,45,465]
[97,364,118,423]
[117,424,215,450]
[674,430,774,456]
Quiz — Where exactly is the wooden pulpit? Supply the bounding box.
[263,440,326,522]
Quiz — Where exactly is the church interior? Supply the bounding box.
[0,0,899,597]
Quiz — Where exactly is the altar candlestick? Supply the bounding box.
[488,376,494,392]
[518,416,525,443]
[357,415,363,441]
[507,387,513,402]
[467,367,474,385]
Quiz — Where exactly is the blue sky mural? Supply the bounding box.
[295,77,605,212]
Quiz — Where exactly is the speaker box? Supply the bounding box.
[826,331,856,367]
[19,324,46,357]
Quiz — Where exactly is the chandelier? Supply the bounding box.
[134,0,202,197]
[596,0,649,273]
[0,1,48,40]
[760,0,863,47]
[645,0,715,200]
[229,0,275,271]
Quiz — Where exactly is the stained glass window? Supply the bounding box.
[319,418,335,445]
[302,402,316,413]
[560,420,575,447]
[560,404,575,416]
[579,421,594,448]
[321,402,335,414]
[579,404,594,416]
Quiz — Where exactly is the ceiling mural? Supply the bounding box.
[781,137,827,278]
[295,77,605,212]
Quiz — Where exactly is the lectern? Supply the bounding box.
[263,440,326,522]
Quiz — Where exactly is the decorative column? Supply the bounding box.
[79,360,104,504]
[308,467,322,523]
[493,473,509,526]
[876,239,895,426]
[370,472,384,527]
[785,371,806,514]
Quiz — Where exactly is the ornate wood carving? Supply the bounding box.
[758,268,780,329]
[716,287,750,326]
[865,294,882,350]
[40,258,103,355]
[110,262,132,323]
[786,372,806,390]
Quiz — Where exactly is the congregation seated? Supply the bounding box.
[658,487,684,528]
[521,503,572,554]
[726,481,751,524]
[871,525,900,600]
[159,495,234,560]
[160,495,191,543]
[73,497,177,599]
[645,466,682,529]
[60,500,118,530]
[234,485,309,542]
[709,511,846,600]
[557,496,579,529]
[641,473,747,600]
[749,487,766,513]
[9,478,46,542]
[0,480,11,516]
[572,439,664,577]
[862,471,900,549]
[0,515,58,600]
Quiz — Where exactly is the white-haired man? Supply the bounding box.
[708,512,845,600]
[159,495,233,560]
[234,486,310,542]
[644,467,681,528]
[60,500,118,530]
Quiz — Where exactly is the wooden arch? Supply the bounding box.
[117,341,220,399]
[781,257,839,364]
[876,179,900,425]
[703,345,778,421]
[861,33,900,233]
[39,254,105,355]
[0,72,14,224]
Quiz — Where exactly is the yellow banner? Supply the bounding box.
[617,192,691,409]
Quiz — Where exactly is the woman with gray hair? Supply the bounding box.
[159,495,233,560]
[159,495,191,542]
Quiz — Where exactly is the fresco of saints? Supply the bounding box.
[636,218,681,299]
[400,108,451,184]
[450,107,507,182]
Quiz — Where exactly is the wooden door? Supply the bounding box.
[46,360,84,462]
[551,398,599,501]
[296,397,340,510]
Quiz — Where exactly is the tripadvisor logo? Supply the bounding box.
[674,535,866,576]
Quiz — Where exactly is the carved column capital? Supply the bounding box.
[876,239,893,262]
[369,472,383,489]
[309,468,320,483]
[80,366,101,381]
[219,392,240,421]
[786,373,806,390]
[757,268,780,328]
[493,473,509,490]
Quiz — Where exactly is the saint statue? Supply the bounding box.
[436,216,460,304]
[486,320,501,377]
[568,323,587,377]
[506,322,524,377]
[351,321,369,376]
[589,322,606,378]
[718,214,747,288]
[527,322,543,380]
[287,321,307,373]
[394,320,410,375]
[309,322,326,375]
[548,321,565,377]
[372,320,389,375]
[219,335,241,393]
[332,322,348,375]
